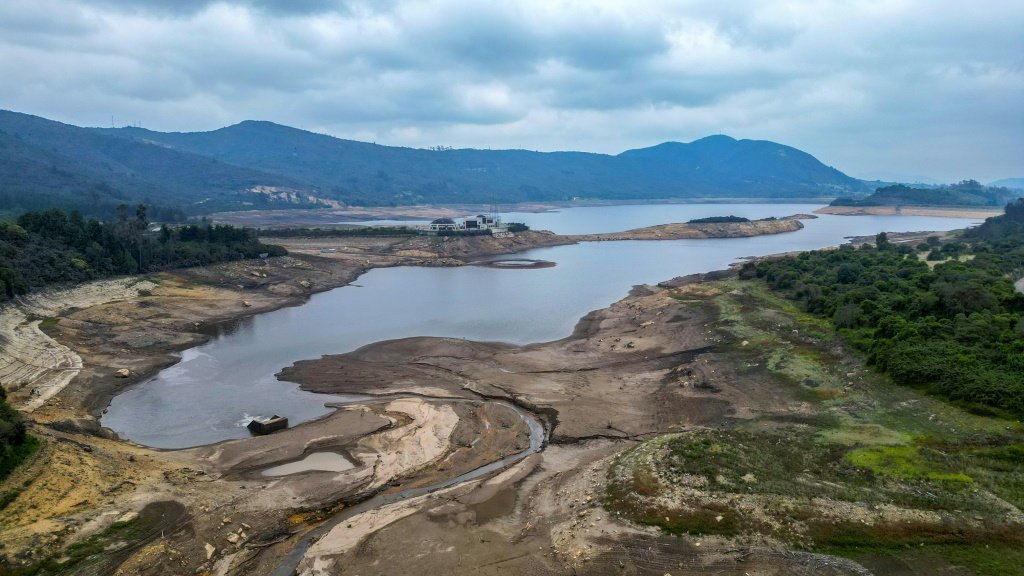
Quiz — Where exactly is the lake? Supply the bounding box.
[102,204,979,448]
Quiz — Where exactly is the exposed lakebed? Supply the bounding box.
[102,204,977,448]
[261,452,355,476]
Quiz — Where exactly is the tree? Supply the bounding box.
[875,232,891,250]
[135,203,149,230]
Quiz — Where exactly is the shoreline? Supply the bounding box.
[815,204,1001,219]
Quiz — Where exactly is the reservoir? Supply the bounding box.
[102,204,978,448]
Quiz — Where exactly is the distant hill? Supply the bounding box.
[831,180,1019,208]
[0,111,326,218]
[94,122,867,205]
[0,109,869,218]
[990,178,1024,191]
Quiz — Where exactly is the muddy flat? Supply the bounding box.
[816,205,1000,218]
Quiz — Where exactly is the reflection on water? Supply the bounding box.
[102,205,980,448]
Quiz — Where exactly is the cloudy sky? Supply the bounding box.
[1,0,1021,182]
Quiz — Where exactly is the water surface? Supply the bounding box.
[262,452,355,476]
[103,206,978,448]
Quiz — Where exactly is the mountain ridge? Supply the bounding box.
[1,109,869,217]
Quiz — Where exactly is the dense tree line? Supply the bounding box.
[742,199,1024,416]
[0,387,30,482]
[0,205,285,301]
[832,180,1017,208]
[688,215,750,224]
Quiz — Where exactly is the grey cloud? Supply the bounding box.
[0,0,1021,182]
[90,0,357,15]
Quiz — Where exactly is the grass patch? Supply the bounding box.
[643,503,744,537]
[846,445,973,483]
[0,501,185,576]
[0,488,22,511]
[0,518,141,576]
[0,435,40,482]
[611,276,1024,574]
[818,422,910,446]
[821,535,1024,576]
[37,317,58,328]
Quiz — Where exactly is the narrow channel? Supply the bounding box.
[269,398,546,576]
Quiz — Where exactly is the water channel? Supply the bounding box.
[102,204,979,448]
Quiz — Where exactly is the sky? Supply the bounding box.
[1,0,1021,183]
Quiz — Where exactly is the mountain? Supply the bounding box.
[0,109,868,218]
[95,124,866,205]
[0,111,325,219]
[990,178,1024,191]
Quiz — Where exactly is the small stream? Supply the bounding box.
[269,398,545,576]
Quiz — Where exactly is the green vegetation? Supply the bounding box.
[832,180,1018,208]
[845,445,973,483]
[0,111,321,218]
[687,215,750,224]
[1,111,866,215]
[0,501,185,576]
[0,205,285,302]
[607,277,1024,575]
[742,200,1024,417]
[0,388,37,483]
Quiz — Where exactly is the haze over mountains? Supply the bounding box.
[990,178,1024,191]
[2,109,870,218]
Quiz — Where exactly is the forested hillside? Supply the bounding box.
[96,123,866,205]
[0,205,284,301]
[831,180,1017,208]
[745,199,1024,416]
[0,110,869,216]
[0,111,324,219]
